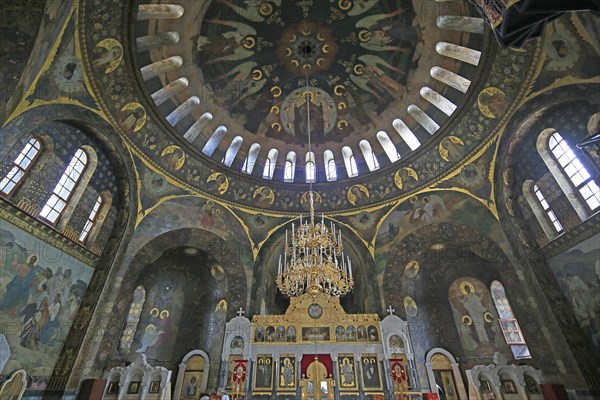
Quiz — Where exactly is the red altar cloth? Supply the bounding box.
[300,354,334,378]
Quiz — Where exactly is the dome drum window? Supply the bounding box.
[263,149,279,180]
[133,1,485,184]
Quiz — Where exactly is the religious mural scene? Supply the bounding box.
[0,0,599,399]
[0,222,93,378]
[548,234,600,359]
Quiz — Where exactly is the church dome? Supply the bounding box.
[84,0,541,211]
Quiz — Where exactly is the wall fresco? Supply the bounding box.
[375,191,509,277]
[0,219,93,380]
[547,234,600,360]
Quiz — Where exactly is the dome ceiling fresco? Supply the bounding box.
[192,1,423,146]
[80,0,542,212]
[137,0,483,177]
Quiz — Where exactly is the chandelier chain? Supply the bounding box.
[275,23,354,297]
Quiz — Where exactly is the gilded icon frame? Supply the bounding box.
[360,354,383,393]
[338,354,358,391]
[253,354,274,393]
[278,354,297,393]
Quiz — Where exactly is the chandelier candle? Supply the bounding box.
[276,192,354,297]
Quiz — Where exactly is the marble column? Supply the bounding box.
[332,355,339,400]
[451,361,468,400]
[384,358,394,398]
[426,362,437,393]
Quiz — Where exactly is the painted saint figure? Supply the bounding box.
[461,283,489,343]
[2,256,38,317]
[136,324,165,353]
[280,358,294,387]
[341,358,354,386]
[185,376,197,397]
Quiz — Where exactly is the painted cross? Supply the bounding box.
[237,308,245,317]
[387,305,396,316]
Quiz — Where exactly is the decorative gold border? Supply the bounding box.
[277,354,297,393]
[337,354,358,391]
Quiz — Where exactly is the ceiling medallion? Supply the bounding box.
[277,21,337,75]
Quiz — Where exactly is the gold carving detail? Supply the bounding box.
[252,292,379,344]
[431,354,452,370]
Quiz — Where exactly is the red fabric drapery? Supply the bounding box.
[390,356,409,393]
[231,360,248,393]
[300,354,333,378]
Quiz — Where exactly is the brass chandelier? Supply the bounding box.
[276,191,354,297]
[275,19,354,297]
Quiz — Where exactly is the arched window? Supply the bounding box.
[392,119,421,151]
[263,148,278,180]
[359,140,380,171]
[305,152,316,183]
[183,112,213,143]
[284,152,296,182]
[420,87,457,116]
[323,150,337,182]
[523,180,562,240]
[242,143,261,174]
[548,132,600,211]
[430,66,471,93]
[201,125,227,157]
[79,195,103,243]
[407,104,439,134]
[376,131,400,163]
[0,138,42,197]
[40,148,88,224]
[436,42,481,65]
[533,184,563,233]
[342,146,358,177]
[222,136,243,167]
[490,281,531,360]
[118,286,146,354]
